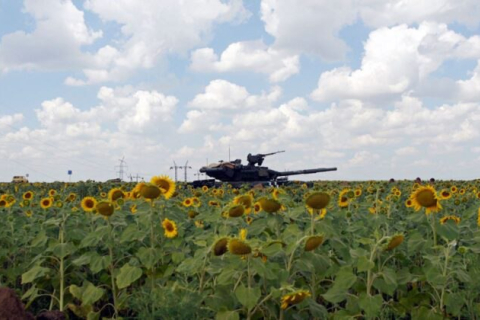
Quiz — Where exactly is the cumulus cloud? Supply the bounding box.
[64,0,250,85]
[311,22,480,103]
[0,0,101,72]
[190,40,299,82]
[260,0,357,60]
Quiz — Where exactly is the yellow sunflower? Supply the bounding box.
[258,198,282,213]
[208,200,221,207]
[440,189,452,200]
[233,194,254,214]
[48,189,56,197]
[305,192,330,213]
[228,238,252,255]
[108,188,125,202]
[338,189,350,208]
[451,186,458,193]
[410,185,442,214]
[228,205,245,218]
[162,218,178,238]
[182,198,193,207]
[151,175,176,199]
[0,199,7,207]
[40,197,53,209]
[23,191,34,200]
[202,185,209,193]
[281,290,311,310]
[440,215,461,225]
[66,193,77,202]
[81,196,97,212]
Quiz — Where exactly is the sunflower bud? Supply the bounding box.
[304,236,324,251]
[385,235,404,251]
[228,239,252,255]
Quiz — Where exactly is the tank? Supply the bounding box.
[195,151,337,187]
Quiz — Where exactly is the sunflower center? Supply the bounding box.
[85,199,94,208]
[416,190,437,207]
[166,223,174,232]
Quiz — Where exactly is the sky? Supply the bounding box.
[1,0,480,183]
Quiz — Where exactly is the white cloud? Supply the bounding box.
[395,146,417,156]
[190,40,300,82]
[0,0,101,72]
[260,0,357,60]
[359,0,480,28]
[63,0,250,85]
[311,22,480,103]
[0,113,24,131]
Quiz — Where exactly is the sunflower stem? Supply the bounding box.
[107,219,118,317]
[310,210,315,236]
[150,200,157,316]
[429,213,437,247]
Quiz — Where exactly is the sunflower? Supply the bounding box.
[55,200,63,208]
[440,189,452,200]
[228,239,252,255]
[81,197,97,212]
[233,194,254,214]
[228,205,245,218]
[202,185,209,193]
[304,236,324,251]
[208,200,220,207]
[338,189,350,208]
[66,193,77,202]
[188,210,199,219]
[151,175,176,199]
[410,185,442,214]
[48,189,56,197]
[213,238,228,256]
[476,191,480,199]
[40,197,53,209]
[405,199,413,208]
[459,189,466,195]
[23,191,34,200]
[195,220,204,228]
[0,199,7,207]
[108,188,125,202]
[100,192,107,198]
[96,201,114,217]
[162,218,178,238]
[246,216,253,225]
[440,215,461,225]
[182,198,193,207]
[451,186,458,193]
[253,202,261,214]
[272,188,285,200]
[477,208,480,227]
[25,210,33,217]
[258,198,282,213]
[354,189,362,197]
[281,290,311,310]
[305,192,330,211]
[140,183,161,200]
[239,229,247,241]
[385,235,404,251]
[191,197,201,207]
[131,182,145,199]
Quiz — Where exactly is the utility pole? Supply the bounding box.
[181,161,192,182]
[115,157,128,181]
[128,173,143,183]
[170,161,180,182]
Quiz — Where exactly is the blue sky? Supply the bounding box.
[1,0,480,182]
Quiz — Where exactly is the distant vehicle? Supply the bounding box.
[193,150,337,187]
[12,176,29,183]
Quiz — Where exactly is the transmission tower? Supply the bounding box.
[170,161,180,182]
[180,161,192,182]
[115,157,128,181]
[128,173,143,183]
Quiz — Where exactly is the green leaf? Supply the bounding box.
[136,247,161,270]
[89,254,112,274]
[82,282,105,306]
[120,224,143,243]
[408,232,426,253]
[116,263,143,289]
[215,310,240,320]
[52,243,77,259]
[322,267,357,303]
[381,267,397,286]
[235,284,261,310]
[357,256,374,272]
[30,230,48,247]
[437,222,459,240]
[22,266,50,284]
[358,293,383,318]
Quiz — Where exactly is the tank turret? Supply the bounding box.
[196,151,337,187]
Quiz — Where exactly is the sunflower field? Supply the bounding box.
[1,177,480,319]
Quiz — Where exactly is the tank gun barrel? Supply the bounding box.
[260,150,285,157]
[275,167,337,177]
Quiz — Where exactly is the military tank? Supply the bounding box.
[191,151,337,188]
